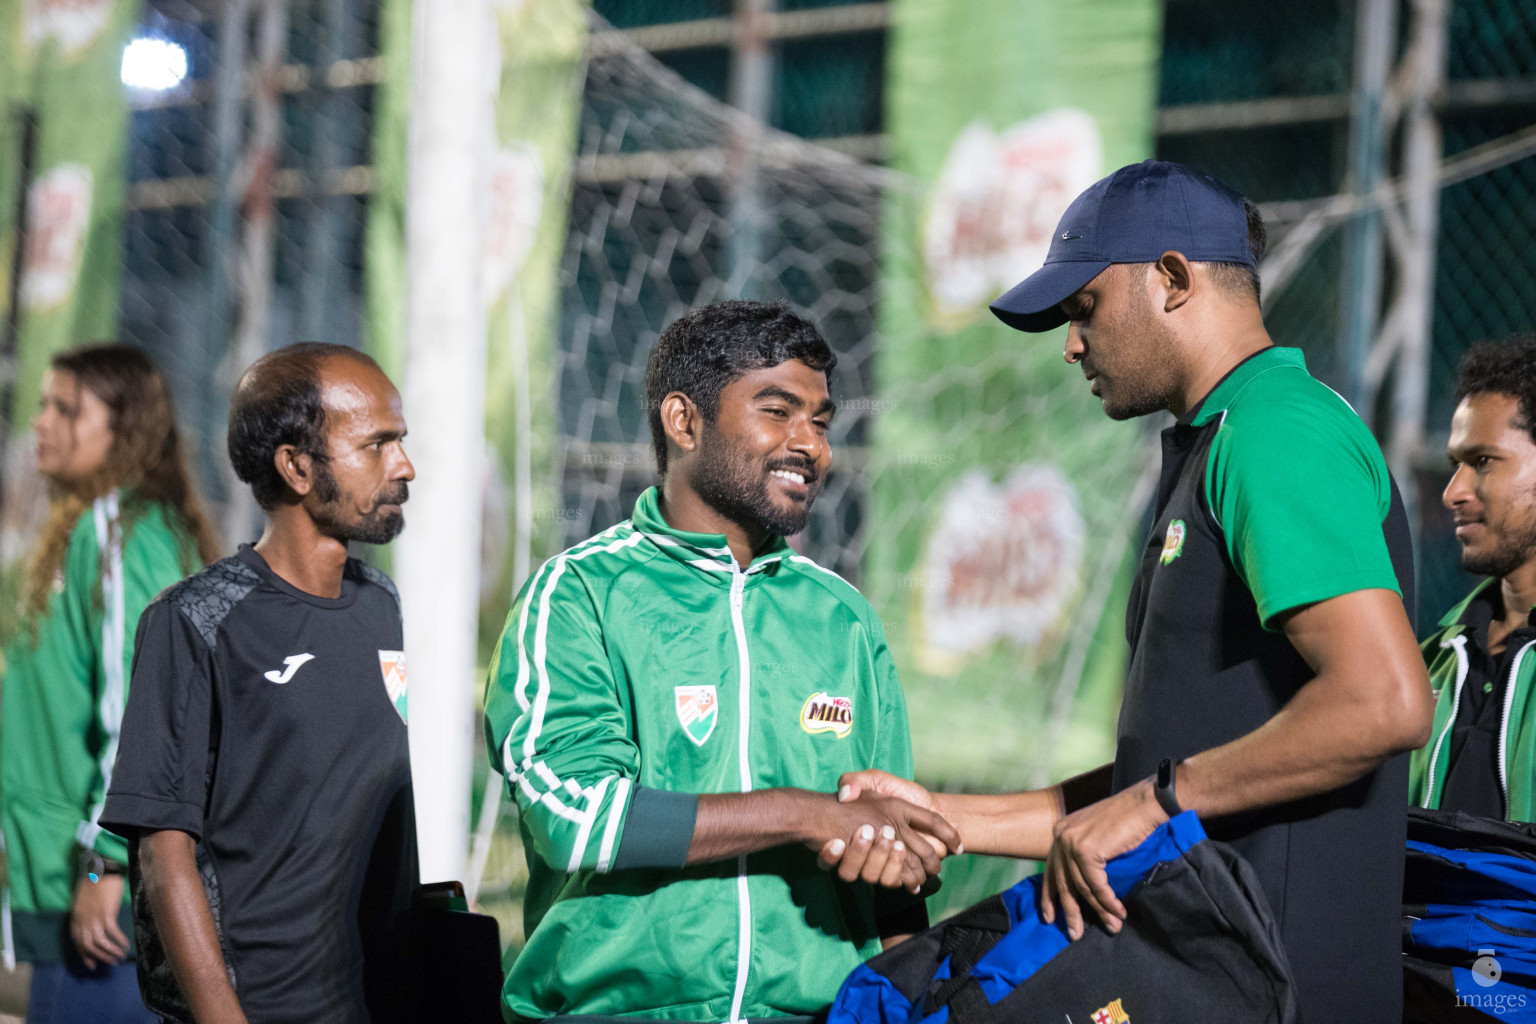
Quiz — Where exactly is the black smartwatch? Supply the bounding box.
[1154,758,1184,819]
[77,848,126,883]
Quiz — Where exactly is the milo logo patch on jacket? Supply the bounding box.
[801,692,853,738]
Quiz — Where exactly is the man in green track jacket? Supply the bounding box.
[484,301,960,1024]
[1413,336,1536,821]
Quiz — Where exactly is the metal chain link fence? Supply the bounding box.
[556,27,891,581]
[122,0,382,539]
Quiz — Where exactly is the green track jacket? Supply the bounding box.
[485,487,915,1022]
[1,494,195,961]
[1410,579,1536,821]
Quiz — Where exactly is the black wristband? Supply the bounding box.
[1154,758,1183,819]
[77,847,126,882]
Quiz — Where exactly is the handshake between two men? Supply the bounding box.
[815,764,1168,944]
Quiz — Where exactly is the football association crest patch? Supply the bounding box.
[1159,519,1186,566]
[801,692,853,738]
[378,650,407,723]
[675,685,718,746]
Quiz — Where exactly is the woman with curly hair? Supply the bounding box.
[2,344,220,1021]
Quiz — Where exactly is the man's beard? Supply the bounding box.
[311,460,409,545]
[1092,275,1181,421]
[690,426,818,539]
[1462,506,1536,579]
[1098,366,1175,421]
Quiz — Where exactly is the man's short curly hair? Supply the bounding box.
[1455,335,1536,445]
[645,301,836,474]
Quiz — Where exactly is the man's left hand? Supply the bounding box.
[1040,778,1167,940]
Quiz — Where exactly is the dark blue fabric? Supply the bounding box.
[829,812,1208,1024]
[27,954,157,1024]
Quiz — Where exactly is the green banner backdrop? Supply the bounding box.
[0,0,135,432]
[480,0,587,642]
[871,0,1164,812]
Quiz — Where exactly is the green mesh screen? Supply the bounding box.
[1158,0,1353,104]
[1448,0,1536,78]
[593,0,730,29]
[655,47,732,101]
[774,32,885,137]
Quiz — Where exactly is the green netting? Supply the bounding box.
[1157,121,1344,200]
[1429,113,1536,429]
[654,47,731,101]
[1448,0,1536,78]
[1157,0,1353,105]
[592,0,729,29]
[779,0,874,9]
[774,32,885,137]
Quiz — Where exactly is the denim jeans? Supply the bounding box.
[26,950,157,1024]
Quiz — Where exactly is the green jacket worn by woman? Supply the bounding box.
[485,487,916,1022]
[1410,579,1536,821]
[1,494,196,962]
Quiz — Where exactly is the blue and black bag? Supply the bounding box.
[1404,807,1536,1022]
[827,812,1296,1024]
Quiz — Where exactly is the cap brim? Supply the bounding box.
[989,261,1111,333]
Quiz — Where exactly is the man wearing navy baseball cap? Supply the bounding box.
[831,161,1433,1022]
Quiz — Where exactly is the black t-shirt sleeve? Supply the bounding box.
[100,601,215,841]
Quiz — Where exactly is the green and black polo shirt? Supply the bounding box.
[1115,346,1414,1024]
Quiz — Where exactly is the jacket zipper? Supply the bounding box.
[728,569,752,1024]
[1425,635,1469,808]
[1499,640,1536,806]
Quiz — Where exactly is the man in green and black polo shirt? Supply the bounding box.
[832,162,1433,1023]
[1413,336,1536,821]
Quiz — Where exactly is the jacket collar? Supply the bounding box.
[631,486,789,579]
[1440,577,1499,630]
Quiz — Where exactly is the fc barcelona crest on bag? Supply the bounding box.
[1092,999,1130,1024]
[675,685,718,746]
[378,650,407,723]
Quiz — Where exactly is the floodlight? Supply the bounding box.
[121,37,188,92]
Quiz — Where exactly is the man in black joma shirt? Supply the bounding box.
[101,343,418,1024]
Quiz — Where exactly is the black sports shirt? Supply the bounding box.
[1116,348,1414,1024]
[101,545,417,1024]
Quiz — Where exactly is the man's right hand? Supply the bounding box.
[806,789,960,892]
[825,764,1112,870]
[140,831,251,1024]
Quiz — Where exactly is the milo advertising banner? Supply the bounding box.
[365,0,586,641]
[870,0,1163,801]
[479,0,587,641]
[0,0,135,429]
[0,0,134,572]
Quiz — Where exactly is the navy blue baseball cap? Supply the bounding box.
[989,160,1256,333]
